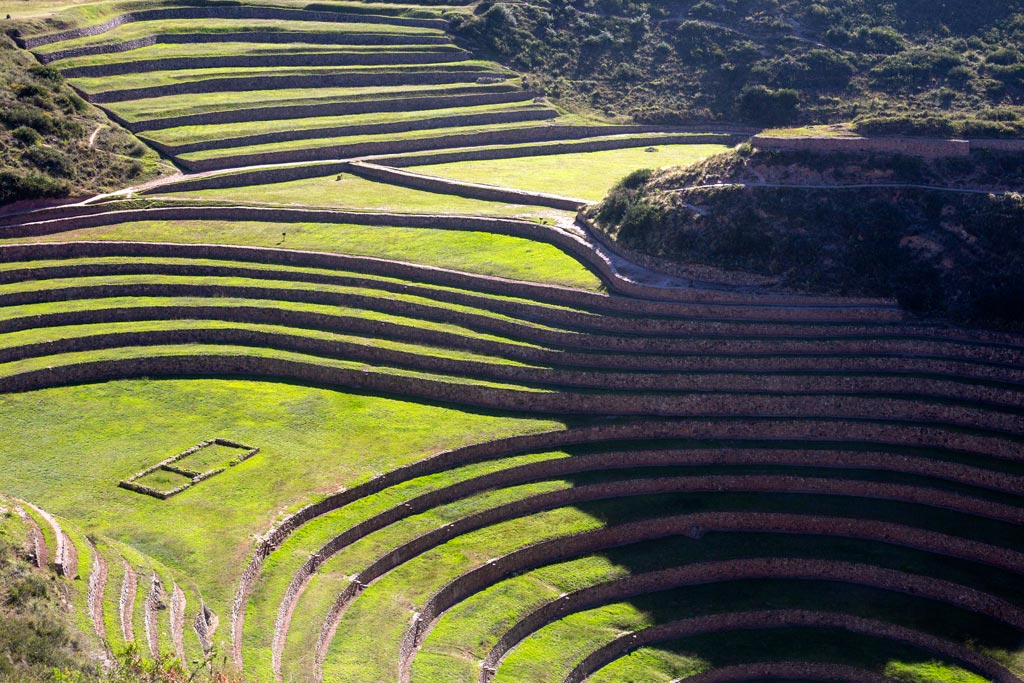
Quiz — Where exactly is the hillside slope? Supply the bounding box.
[585,145,1024,324]
[0,31,166,207]
[453,0,1024,132]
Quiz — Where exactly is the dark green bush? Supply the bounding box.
[27,64,62,83]
[986,47,1023,65]
[11,125,40,145]
[869,48,963,88]
[617,199,664,244]
[23,145,71,176]
[736,85,800,124]
[0,105,54,134]
[0,170,70,204]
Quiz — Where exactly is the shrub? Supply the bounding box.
[0,105,54,134]
[11,125,40,145]
[736,85,800,124]
[870,48,963,88]
[619,167,655,189]
[0,170,70,204]
[27,64,63,83]
[23,145,71,176]
[852,113,959,137]
[986,47,1023,65]
[594,169,648,223]
[12,82,46,99]
[617,199,664,244]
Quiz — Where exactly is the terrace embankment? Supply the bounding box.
[586,144,1024,327]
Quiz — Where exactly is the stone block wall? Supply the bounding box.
[20,6,445,49]
[129,87,528,132]
[61,49,471,79]
[751,135,971,158]
[163,107,557,156]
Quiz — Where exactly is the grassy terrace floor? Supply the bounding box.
[412,144,731,201]
[10,1,459,28]
[140,100,548,145]
[35,18,445,51]
[70,62,498,93]
[0,378,561,644]
[0,218,599,288]
[51,42,467,69]
[110,82,522,121]
[175,120,555,163]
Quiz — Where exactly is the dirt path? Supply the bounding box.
[88,124,106,149]
[119,559,137,644]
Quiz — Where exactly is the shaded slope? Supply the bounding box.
[584,145,1024,325]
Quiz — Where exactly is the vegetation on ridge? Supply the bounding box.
[451,0,1024,132]
[587,145,1024,324]
[0,33,166,207]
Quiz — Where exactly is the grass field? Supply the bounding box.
[111,82,519,121]
[176,119,549,162]
[141,101,544,146]
[38,18,443,50]
[0,378,560,624]
[52,42,462,68]
[0,216,599,288]
[412,144,731,201]
[70,61,498,94]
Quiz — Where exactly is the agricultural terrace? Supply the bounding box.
[0,2,1022,683]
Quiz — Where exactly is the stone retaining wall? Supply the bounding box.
[2,352,1021,436]
[0,237,908,314]
[287,452,1024,603]
[379,133,745,167]
[9,302,1024,397]
[0,280,964,355]
[751,135,971,159]
[85,539,108,646]
[347,161,586,210]
[193,603,217,653]
[752,134,1024,157]
[0,205,668,306]
[673,662,895,683]
[88,69,495,105]
[162,107,557,155]
[283,457,1024,670]
[291,474,1023,673]
[170,583,186,664]
[0,258,914,329]
[969,139,1024,153]
[38,31,452,64]
[128,86,526,132]
[564,610,1019,683]
[23,502,77,579]
[5,325,1022,411]
[60,48,471,78]
[6,274,1019,363]
[227,417,1022,666]
[479,560,1024,681]
[578,210,792,296]
[12,503,47,569]
[179,129,736,173]
[404,515,1024,680]
[118,559,136,645]
[143,574,161,658]
[20,7,446,49]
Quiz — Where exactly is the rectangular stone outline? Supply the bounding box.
[118,438,259,500]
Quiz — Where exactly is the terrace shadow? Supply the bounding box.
[553,436,1024,678]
